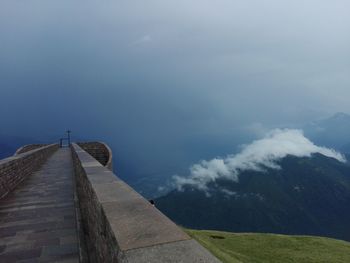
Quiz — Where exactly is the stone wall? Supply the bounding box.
[15,144,49,155]
[71,143,220,263]
[0,144,59,199]
[77,142,113,170]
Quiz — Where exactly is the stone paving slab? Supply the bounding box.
[0,148,80,263]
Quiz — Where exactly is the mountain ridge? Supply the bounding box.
[156,153,350,241]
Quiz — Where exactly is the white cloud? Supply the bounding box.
[174,129,346,191]
[221,189,236,196]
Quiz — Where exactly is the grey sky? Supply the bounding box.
[1,0,349,191]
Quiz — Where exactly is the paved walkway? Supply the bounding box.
[0,148,80,263]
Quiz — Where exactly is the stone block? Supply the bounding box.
[71,143,220,262]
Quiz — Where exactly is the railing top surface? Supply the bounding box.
[71,143,220,262]
[71,143,191,251]
[0,144,58,166]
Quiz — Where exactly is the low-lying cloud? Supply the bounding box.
[174,129,346,191]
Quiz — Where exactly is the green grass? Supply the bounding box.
[185,229,350,263]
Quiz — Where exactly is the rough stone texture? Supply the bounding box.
[0,148,80,263]
[0,144,59,199]
[77,142,113,170]
[71,143,220,263]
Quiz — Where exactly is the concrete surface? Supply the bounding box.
[0,148,80,263]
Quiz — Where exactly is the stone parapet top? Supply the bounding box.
[71,143,190,251]
[77,142,113,170]
[0,144,57,165]
[15,144,50,155]
[0,143,59,200]
[71,143,220,262]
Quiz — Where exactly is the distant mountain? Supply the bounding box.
[304,112,350,152]
[156,154,350,241]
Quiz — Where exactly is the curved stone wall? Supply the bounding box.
[0,144,59,199]
[77,142,113,170]
[15,144,49,155]
[71,143,220,263]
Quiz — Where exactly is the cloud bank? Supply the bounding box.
[174,129,346,191]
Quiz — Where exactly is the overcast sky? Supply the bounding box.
[1,0,349,187]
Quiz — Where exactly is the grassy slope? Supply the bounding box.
[185,229,350,263]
